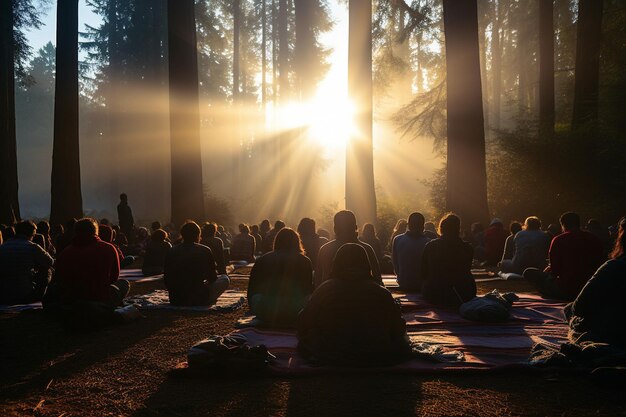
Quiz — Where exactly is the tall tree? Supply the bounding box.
[346,0,377,225]
[294,0,315,100]
[572,0,604,129]
[539,0,555,138]
[50,0,83,225]
[491,0,502,130]
[167,0,205,225]
[0,0,20,224]
[442,0,489,227]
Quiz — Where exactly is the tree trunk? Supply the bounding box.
[294,0,315,101]
[50,0,83,225]
[572,0,603,129]
[261,0,267,109]
[443,0,490,228]
[491,0,501,130]
[0,0,20,224]
[233,0,240,101]
[346,0,377,225]
[539,0,555,138]
[167,0,205,225]
[278,0,289,100]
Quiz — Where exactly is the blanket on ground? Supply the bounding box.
[227,292,568,375]
[119,269,164,282]
[126,289,246,312]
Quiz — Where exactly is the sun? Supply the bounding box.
[271,79,356,155]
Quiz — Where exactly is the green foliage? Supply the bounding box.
[13,0,51,86]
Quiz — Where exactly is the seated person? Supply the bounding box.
[0,221,54,304]
[360,223,384,265]
[47,218,129,308]
[230,224,256,263]
[297,217,328,269]
[501,221,522,261]
[200,223,227,274]
[564,216,626,347]
[37,220,56,257]
[392,212,432,292]
[423,222,439,240]
[297,243,411,366]
[262,220,285,254]
[164,221,229,306]
[248,228,313,326]
[524,212,605,301]
[250,224,263,255]
[500,216,551,274]
[99,225,135,268]
[470,222,486,262]
[142,229,172,276]
[315,210,382,287]
[421,213,476,307]
[387,219,407,252]
[483,218,508,266]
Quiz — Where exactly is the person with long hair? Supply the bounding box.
[387,219,408,252]
[565,216,626,347]
[421,213,476,307]
[248,228,313,327]
[360,223,383,265]
[298,243,411,366]
[297,217,328,269]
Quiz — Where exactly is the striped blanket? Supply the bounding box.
[230,292,569,374]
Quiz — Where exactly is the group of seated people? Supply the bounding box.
[0,207,624,366]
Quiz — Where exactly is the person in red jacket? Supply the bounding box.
[51,218,129,307]
[524,212,604,300]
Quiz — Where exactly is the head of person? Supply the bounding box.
[424,222,437,234]
[439,213,461,238]
[509,221,522,235]
[217,225,225,234]
[610,216,626,259]
[36,220,50,236]
[180,221,201,243]
[151,229,168,242]
[547,223,560,236]
[393,219,407,234]
[120,193,128,203]
[524,216,542,231]
[361,223,376,240]
[14,221,37,240]
[489,218,503,229]
[297,217,316,238]
[273,227,303,254]
[251,224,260,235]
[239,223,250,235]
[407,212,425,233]
[202,222,217,238]
[560,212,580,232]
[100,218,110,226]
[74,218,99,239]
[151,221,162,231]
[329,243,372,281]
[98,224,114,242]
[471,222,484,235]
[334,210,358,241]
[318,228,330,240]
[2,225,15,240]
[51,224,64,237]
[274,220,285,231]
[260,219,270,232]
[137,227,149,239]
[64,218,77,233]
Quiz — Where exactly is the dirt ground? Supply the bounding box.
[2,276,625,417]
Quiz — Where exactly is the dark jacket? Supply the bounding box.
[421,236,476,307]
[142,240,172,275]
[164,242,218,305]
[297,278,410,366]
[200,236,227,274]
[566,256,626,346]
[248,250,313,325]
[300,234,328,269]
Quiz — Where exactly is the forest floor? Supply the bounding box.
[2,268,626,417]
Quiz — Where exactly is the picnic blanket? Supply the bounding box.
[119,269,163,283]
[226,292,569,375]
[126,289,246,312]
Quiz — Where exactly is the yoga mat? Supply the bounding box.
[119,269,164,283]
[126,290,246,312]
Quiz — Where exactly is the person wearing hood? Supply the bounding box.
[50,218,129,307]
[0,220,54,304]
[314,210,382,287]
[483,218,508,266]
[298,243,411,366]
[392,212,432,292]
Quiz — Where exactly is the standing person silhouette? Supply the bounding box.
[117,193,135,242]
